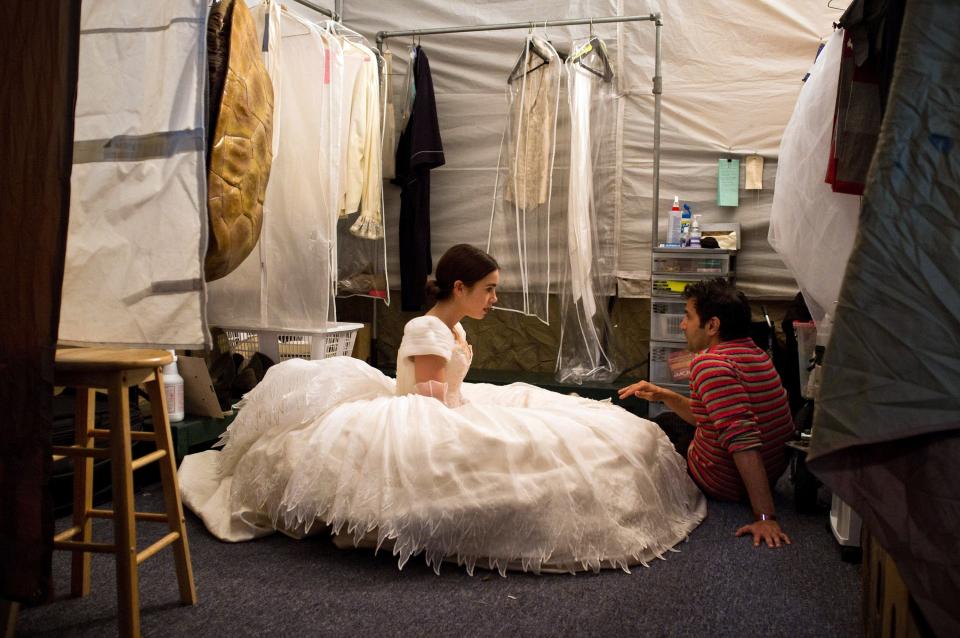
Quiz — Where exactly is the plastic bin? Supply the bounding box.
[652,251,730,275]
[651,274,705,297]
[650,342,695,385]
[218,322,363,363]
[651,298,687,342]
[830,493,862,548]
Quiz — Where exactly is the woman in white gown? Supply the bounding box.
[179,244,706,575]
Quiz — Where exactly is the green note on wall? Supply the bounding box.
[717,158,740,207]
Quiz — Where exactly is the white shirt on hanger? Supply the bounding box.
[337,39,384,237]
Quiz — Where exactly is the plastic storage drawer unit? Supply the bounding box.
[652,249,731,275]
[651,274,705,298]
[651,298,687,342]
[650,342,695,385]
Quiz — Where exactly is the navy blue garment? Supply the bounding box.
[393,46,444,311]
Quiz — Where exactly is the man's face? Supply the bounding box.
[680,298,712,353]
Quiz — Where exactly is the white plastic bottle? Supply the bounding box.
[689,214,702,248]
[163,349,185,423]
[665,196,682,247]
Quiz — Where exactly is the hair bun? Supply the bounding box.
[424,278,442,306]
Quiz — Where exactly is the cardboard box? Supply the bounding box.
[351,322,372,362]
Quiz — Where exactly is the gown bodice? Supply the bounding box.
[395,315,473,407]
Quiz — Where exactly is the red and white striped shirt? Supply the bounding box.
[686,338,794,501]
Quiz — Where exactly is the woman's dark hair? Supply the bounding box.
[425,244,499,306]
[682,278,751,340]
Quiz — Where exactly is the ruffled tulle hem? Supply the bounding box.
[232,454,707,577]
[327,520,702,577]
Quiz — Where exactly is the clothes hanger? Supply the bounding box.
[508,27,552,84]
[569,20,614,82]
[327,19,367,45]
[541,20,567,62]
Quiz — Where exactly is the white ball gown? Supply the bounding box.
[179,316,706,574]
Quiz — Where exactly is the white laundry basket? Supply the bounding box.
[218,322,363,363]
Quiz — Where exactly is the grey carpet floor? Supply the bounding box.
[16,475,860,637]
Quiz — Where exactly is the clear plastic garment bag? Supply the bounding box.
[555,37,619,384]
[487,35,562,325]
[332,24,390,303]
[207,5,339,330]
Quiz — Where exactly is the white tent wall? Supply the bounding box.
[325,0,843,302]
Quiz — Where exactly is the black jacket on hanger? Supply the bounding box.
[393,46,445,311]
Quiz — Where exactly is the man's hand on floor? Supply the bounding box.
[735,519,792,548]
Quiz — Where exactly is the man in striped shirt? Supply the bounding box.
[619,278,794,548]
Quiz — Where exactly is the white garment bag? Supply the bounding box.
[207,9,338,330]
[768,30,861,322]
[556,39,619,383]
[59,0,209,348]
[487,35,562,324]
[258,0,283,162]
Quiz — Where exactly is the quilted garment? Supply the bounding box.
[206,0,231,150]
[205,0,274,282]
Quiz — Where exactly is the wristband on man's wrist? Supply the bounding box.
[755,513,777,522]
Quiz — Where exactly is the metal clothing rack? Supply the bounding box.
[376,14,664,242]
[290,0,340,22]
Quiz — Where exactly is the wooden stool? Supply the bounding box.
[53,348,197,638]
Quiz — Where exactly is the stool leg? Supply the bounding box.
[71,387,95,597]
[108,374,140,638]
[1,599,18,638]
[146,369,197,605]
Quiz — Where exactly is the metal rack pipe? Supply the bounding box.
[376,14,659,53]
[291,0,338,22]
[652,14,662,249]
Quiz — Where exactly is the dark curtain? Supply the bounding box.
[807,0,960,634]
[0,1,81,603]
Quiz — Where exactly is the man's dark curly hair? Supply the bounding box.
[682,278,751,340]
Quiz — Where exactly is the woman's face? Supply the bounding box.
[456,270,499,320]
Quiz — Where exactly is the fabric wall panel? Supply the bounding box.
[433,93,507,169]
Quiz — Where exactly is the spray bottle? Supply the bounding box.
[680,203,692,247]
[665,196,682,247]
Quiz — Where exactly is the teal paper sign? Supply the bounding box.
[717,158,740,207]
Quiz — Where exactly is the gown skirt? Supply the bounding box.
[179,356,706,574]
